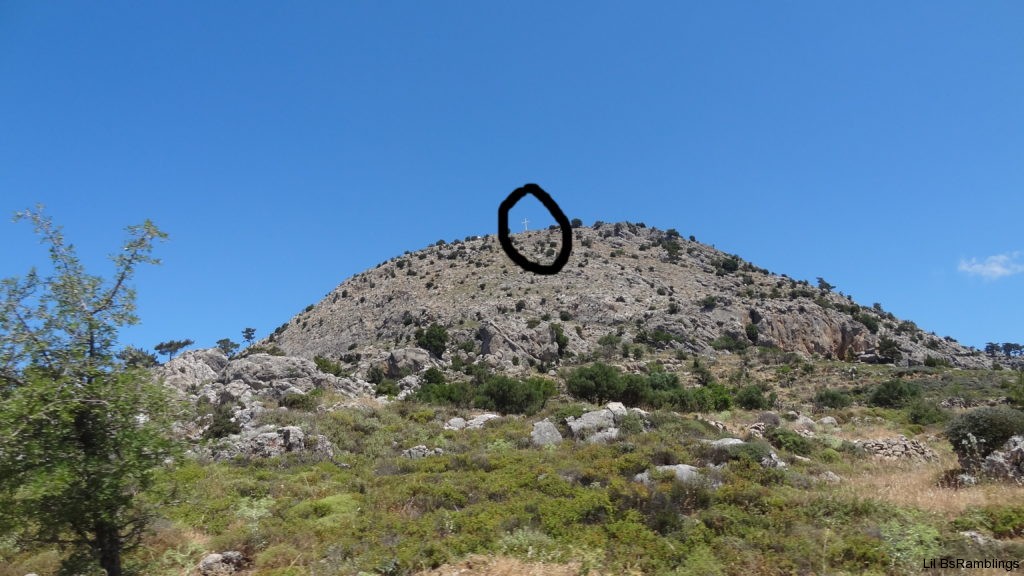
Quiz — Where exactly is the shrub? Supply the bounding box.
[814,388,852,409]
[279,390,321,411]
[566,363,624,404]
[946,406,1024,462]
[734,385,774,410]
[376,379,399,397]
[413,379,475,408]
[475,375,556,415]
[744,323,758,343]
[415,323,449,358]
[711,334,748,352]
[422,367,445,385]
[699,296,717,309]
[905,400,949,426]
[550,323,569,356]
[314,356,345,377]
[202,396,241,440]
[923,356,951,368]
[766,428,813,456]
[869,379,921,408]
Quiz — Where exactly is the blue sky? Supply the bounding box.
[1,2,1021,354]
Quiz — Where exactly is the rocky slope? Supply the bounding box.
[265,222,988,376]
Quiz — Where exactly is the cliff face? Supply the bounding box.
[265,222,987,375]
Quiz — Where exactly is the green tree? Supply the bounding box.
[154,339,194,361]
[216,338,240,357]
[242,327,256,346]
[0,207,182,576]
[115,346,158,369]
[816,277,834,292]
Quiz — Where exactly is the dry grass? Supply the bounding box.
[413,554,614,576]
[834,451,1024,519]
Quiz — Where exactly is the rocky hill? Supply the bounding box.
[266,222,988,376]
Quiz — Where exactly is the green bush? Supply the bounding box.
[202,397,241,439]
[869,379,921,408]
[413,379,475,408]
[313,356,345,377]
[279,389,321,411]
[946,406,1024,462]
[734,384,774,410]
[710,334,748,352]
[566,363,624,404]
[376,379,399,397]
[814,388,852,409]
[475,375,556,415]
[744,323,759,343]
[766,428,813,456]
[415,323,449,358]
[905,400,949,426]
[423,367,445,385]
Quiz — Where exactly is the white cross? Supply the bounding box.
[522,218,529,231]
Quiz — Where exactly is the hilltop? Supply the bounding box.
[267,221,988,376]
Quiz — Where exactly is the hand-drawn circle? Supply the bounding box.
[498,183,572,275]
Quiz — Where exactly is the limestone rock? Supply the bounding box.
[200,425,334,461]
[817,416,839,428]
[566,409,615,438]
[634,464,702,486]
[443,417,467,431]
[756,411,781,429]
[707,438,745,448]
[586,428,620,444]
[791,414,817,431]
[402,445,444,459]
[530,420,563,447]
[465,413,500,429]
[198,551,245,575]
[980,435,1024,483]
[387,348,432,377]
[819,471,842,484]
[157,348,228,393]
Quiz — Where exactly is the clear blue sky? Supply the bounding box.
[2,2,1021,353]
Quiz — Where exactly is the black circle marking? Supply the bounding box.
[498,184,572,275]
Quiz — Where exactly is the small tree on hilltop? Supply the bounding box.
[154,338,194,361]
[242,327,256,346]
[216,338,240,357]
[115,346,158,369]
[0,207,182,576]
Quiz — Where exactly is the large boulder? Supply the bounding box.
[387,348,432,377]
[531,420,563,447]
[980,436,1024,483]
[566,409,615,438]
[157,348,228,393]
[198,551,245,575]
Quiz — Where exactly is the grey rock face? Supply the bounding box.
[157,348,228,393]
[198,551,245,575]
[819,471,842,484]
[980,435,1024,483]
[199,425,334,461]
[586,428,620,444]
[634,464,702,485]
[530,420,563,447]
[566,409,615,438]
[221,354,356,397]
[817,416,839,428]
[387,348,432,377]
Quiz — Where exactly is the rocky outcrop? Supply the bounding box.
[634,464,702,485]
[198,551,245,575]
[979,436,1024,484]
[854,436,937,461]
[196,425,334,461]
[387,348,433,377]
[157,348,229,394]
[402,445,445,459]
[566,409,615,438]
[444,414,501,431]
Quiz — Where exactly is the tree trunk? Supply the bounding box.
[95,521,122,576]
